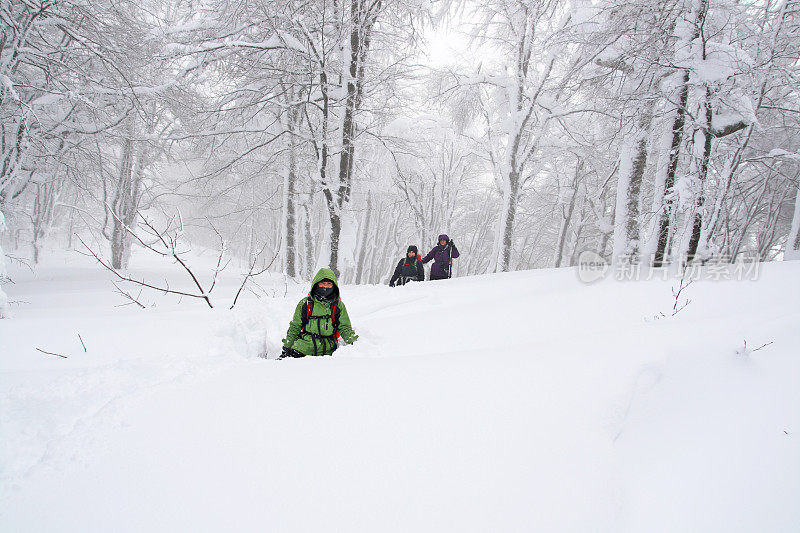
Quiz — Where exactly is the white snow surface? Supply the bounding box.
[1,249,799,532]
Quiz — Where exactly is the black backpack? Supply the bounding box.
[400,258,421,280]
[300,295,341,342]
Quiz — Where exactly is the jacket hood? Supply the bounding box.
[311,267,339,301]
[437,234,449,243]
[407,245,418,255]
[312,267,338,287]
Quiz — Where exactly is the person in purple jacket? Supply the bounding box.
[422,234,459,280]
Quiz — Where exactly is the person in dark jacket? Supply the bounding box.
[389,245,425,287]
[422,234,459,280]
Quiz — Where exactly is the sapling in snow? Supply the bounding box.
[735,339,774,358]
[648,268,694,321]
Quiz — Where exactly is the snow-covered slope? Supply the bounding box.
[1,251,798,532]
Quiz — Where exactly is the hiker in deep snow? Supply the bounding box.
[422,234,459,281]
[389,245,425,287]
[280,268,358,358]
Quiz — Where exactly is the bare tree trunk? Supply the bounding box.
[111,137,134,270]
[651,73,689,267]
[0,210,7,318]
[569,203,589,267]
[613,114,650,263]
[303,201,315,279]
[698,129,751,260]
[693,67,767,261]
[786,182,800,260]
[757,187,789,260]
[110,118,148,271]
[378,209,401,283]
[327,0,379,278]
[644,0,705,267]
[31,181,57,264]
[682,0,719,264]
[554,161,583,267]
[684,88,714,263]
[355,192,372,284]
[284,103,299,278]
[499,170,521,272]
[730,173,771,261]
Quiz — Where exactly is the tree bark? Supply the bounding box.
[355,192,372,284]
[111,137,135,270]
[685,88,714,263]
[612,114,650,263]
[645,0,706,267]
[554,160,583,267]
[499,170,521,272]
[283,98,301,278]
[784,182,800,260]
[328,0,379,278]
[652,73,689,267]
[303,201,315,279]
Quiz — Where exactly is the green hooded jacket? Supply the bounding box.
[282,268,358,356]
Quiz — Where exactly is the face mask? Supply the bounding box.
[313,285,335,300]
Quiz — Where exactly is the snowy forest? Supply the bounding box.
[3,1,800,529]
[2,0,800,311]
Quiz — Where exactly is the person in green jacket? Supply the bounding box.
[280,267,358,358]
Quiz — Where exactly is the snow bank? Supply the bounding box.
[1,253,798,532]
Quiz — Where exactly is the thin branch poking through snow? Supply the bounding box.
[35,347,68,359]
[111,281,148,309]
[739,339,774,356]
[671,271,693,316]
[230,238,281,310]
[77,234,214,307]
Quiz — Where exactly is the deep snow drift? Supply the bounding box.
[1,250,798,532]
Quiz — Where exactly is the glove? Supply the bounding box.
[341,334,358,346]
[281,345,303,359]
[449,239,455,248]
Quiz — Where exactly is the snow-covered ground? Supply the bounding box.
[1,249,798,532]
